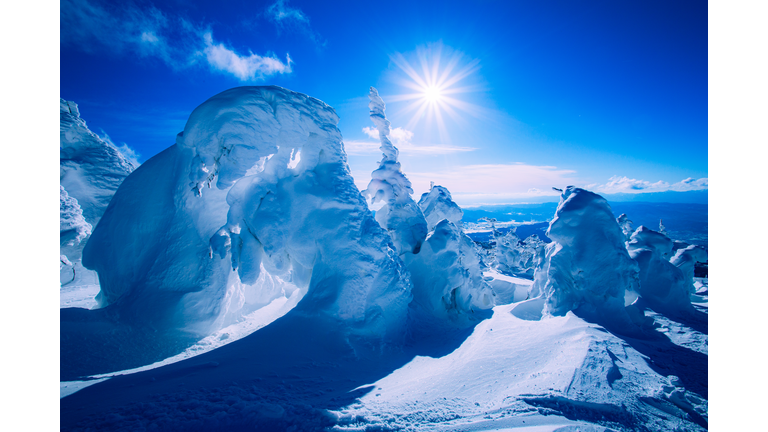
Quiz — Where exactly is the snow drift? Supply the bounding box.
[361,87,428,255]
[536,187,640,329]
[83,86,412,341]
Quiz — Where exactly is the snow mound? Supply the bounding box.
[361,87,428,255]
[418,185,463,231]
[627,226,698,315]
[84,86,412,342]
[537,187,639,329]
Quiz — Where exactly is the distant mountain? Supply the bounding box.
[602,189,708,204]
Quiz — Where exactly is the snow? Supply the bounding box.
[60,99,136,297]
[361,87,428,255]
[537,187,639,331]
[626,226,694,316]
[418,185,464,231]
[405,219,495,324]
[61,297,708,431]
[59,87,707,431]
[71,87,413,382]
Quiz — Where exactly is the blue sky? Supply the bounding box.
[60,0,708,205]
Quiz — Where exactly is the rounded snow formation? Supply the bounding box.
[362,87,428,255]
[538,187,639,329]
[405,219,495,324]
[627,226,701,315]
[418,185,464,231]
[84,86,412,341]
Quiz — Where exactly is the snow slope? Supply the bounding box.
[60,295,708,431]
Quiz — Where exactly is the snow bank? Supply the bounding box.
[537,187,639,328]
[84,86,412,341]
[361,87,427,255]
[627,226,701,315]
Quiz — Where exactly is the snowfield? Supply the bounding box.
[60,87,707,431]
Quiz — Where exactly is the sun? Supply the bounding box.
[424,86,442,103]
[384,43,484,143]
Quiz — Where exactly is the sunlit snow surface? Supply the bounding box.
[61,275,707,431]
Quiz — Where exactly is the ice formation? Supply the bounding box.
[83,86,412,341]
[671,244,708,295]
[60,99,137,226]
[417,185,463,231]
[537,187,639,328]
[406,184,495,322]
[626,226,703,315]
[60,185,92,248]
[617,213,634,242]
[60,99,136,289]
[495,230,546,278]
[361,87,427,255]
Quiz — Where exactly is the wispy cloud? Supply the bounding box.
[265,0,326,48]
[61,0,292,81]
[202,33,292,80]
[587,176,709,194]
[345,126,476,156]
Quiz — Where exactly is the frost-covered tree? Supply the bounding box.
[361,87,428,255]
[537,187,639,329]
[60,99,136,290]
[626,226,693,316]
[617,213,634,243]
[84,86,414,342]
[406,184,495,323]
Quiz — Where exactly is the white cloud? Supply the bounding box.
[202,33,292,81]
[346,126,475,156]
[351,163,577,205]
[265,0,325,48]
[61,0,293,81]
[588,176,708,194]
